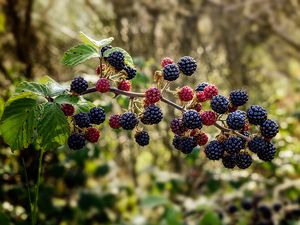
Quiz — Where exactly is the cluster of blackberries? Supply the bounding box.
[61,104,103,150]
[170,80,279,169]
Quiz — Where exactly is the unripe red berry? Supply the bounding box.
[161,57,174,67]
[178,86,194,102]
[193,103,202,112]
[196,91,206,102]
[96,65,101,75]
[243,122,250,131]
[61,104,75,116]
[196,132,209,146]
[96,78,110,93]
[190,129,200,136]
[200,111,217,126]
[145,87,161,104]
[118,80,131,91]
[203,84,218,99]
[109,114,121,129]
[85,127,100,143]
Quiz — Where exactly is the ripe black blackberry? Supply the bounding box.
[258,205,272,220]
[100,45,112,57]
[226,110,246,130]
[248,136,266,153]
[247,105,267,125]
[222,154,236,169]
[273,203,282,212]
[180,137,197,154]
[177,56,197,76]
[182,110,202,129]
[224,136,244,154]
[68,133,86,150]
[170,118,187,135]
[172,135,183,151]
[141,105,163,125]
[74,112,90,128]
[204,140,224,160]
[89,107,106,124]
[70,76,88,94]
[107,50,125,71]
[257,141,276,161]
[227,204,238,214]
[260,119,279,139]
[236,152,252,169]
[195,82,209,92]
[241,199,252,211]
[120,112,139,130]
[124,66,137,80]
[210,95,230,114]
[135,131,150,146]
[163,63,180,81]
[229,90,248,107]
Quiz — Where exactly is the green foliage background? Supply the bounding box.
[0,0,300,225]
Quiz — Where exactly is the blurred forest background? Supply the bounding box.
[0,0,300,224]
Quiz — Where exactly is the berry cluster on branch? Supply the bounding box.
[62,45,279,169]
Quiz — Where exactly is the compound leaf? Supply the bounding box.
[80,32,114,48]
[38,102,70,150]
[0,98,40,150]
[62,44,99,66]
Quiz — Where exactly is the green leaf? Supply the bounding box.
[54,94,80,104]
[16,81,50,96]
[141,195,168,208]
[0,212,10,225]
[0,97,4,120]
[39,75,67,97]
[164,207,183,225]
[38,102,70,150]
[0,98,39,150]
[103,47,134,67]
[198,210,222,225]
[80,32,114,48]
[62,44,99,66]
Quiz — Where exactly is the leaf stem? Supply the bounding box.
[22,158,33,225]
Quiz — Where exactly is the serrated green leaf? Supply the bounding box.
[54,94,80,104]
[198,210,222,225]
[62,44,99,66]
[38,102,70,150]
[7,92,39,104]
[80,32,114,48]
[76,100,95,113]
[16,81,50,96]
[103,47,134,67]
[141,196,168,208]
[38,75,67,97]
[0,98,39,150]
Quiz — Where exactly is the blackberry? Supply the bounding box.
[195,82,209,92]
[68,133,86,150]
[247,105,267,125]
[210,95,229,114]
[260,119,279,139]
[89,107,106,124]
[258,205,272,220]
[163,63,180,81]
[241,199,252,210]
[204,140,224,160]
[227,204,238,214]
[100,45,112,57]
[182,110,202,129]
[177,56,197,76]
[170,118,187,135]
[120,112,139,130]
[141,105,163,125]
[74,112,90,128]
[224,136,244,154]
[229,90,248,107]
[85,127,100,143]
[161,57,174,67]
[226,110,246,130]
[236,152,252,169]
[172,135,182,151]
[273,203,282,212]
[248,136,266,153]
[61,104,75,116]
[257,141,276,161]
[124,66,137,80]
[222,154,236,169]
[180,137,197,154]
[107,51,125,70]
[70,76,88,94]
[135,131,150,146]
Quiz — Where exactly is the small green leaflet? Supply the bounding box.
[80,32,114,49]
[61,44,99,66]
[0,98,39,150]
[16,81,50,97]
[103,47,134,67]
[37,102,70,150]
